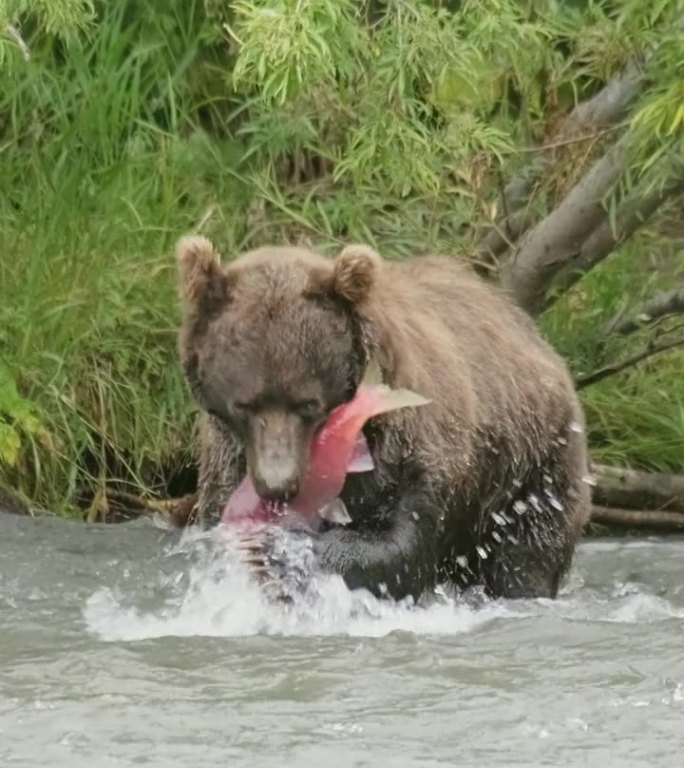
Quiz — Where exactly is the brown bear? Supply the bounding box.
[175,234,591,601]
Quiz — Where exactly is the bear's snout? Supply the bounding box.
[252,460,300,502]
[246,410,308,502]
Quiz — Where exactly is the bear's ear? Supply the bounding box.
[176,235,233,313]
[331,244,381,304]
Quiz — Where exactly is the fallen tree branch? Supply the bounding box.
[575,333,684,388]
[475,61,645,264]
[499,133,632,314]
[591,505,684,531]
[544,172,684,306]
[564,61,645,131]
[603,283,684,335]
[474,209,534,270]
[592,463,684,514]
[75,487,198,526]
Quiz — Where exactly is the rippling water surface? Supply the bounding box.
[1,514,683,767]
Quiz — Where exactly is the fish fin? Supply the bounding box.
[377,387,432,412]
[318,498,352,526]
[347,453,375,473]
[347,433,375,473]
[361,355,384,387]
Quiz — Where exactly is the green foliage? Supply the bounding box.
[0,366,47,468]
[229,0,554,201]
[230,0,364,104]
[0,0,245,510]
[0,0,95,67]
[542,236,684,470]
[1,0,683,513]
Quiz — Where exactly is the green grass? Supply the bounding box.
[0,1,251,512]
[541,235,684,472]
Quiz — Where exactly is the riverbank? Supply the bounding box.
[2,1,683,517]
[4,475,684,539]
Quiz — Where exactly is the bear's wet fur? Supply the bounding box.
[176,235,591,601]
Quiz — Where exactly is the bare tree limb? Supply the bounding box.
[604,283,684,335]
[475,62,645,263]
[591,505,684,531]
[474,209,534,270]
[575,333,684,389]
[544,172,684,305]
[499,133,632,314]
[592,463,684,514]
[567,61,644,129]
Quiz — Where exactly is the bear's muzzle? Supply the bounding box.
[246,409,309,502]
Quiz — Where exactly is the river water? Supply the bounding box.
[1,514,683,767]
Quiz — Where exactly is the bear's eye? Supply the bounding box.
[295,399,323,420]
[232,400,256,417]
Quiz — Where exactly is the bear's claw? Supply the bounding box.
[235,527,315,603]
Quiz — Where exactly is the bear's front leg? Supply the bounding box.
[312,492,439,601]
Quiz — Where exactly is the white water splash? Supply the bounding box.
[82,527,509,642]
[82,529,684,643]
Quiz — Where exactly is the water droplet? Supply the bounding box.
[513,500,527,515]
[529,494,542,513]
[569,421,583,433]
[491,512,507,526]
[411,511,420,521]
[543,473,552,484]
[456,555,469,569]
[491,531,503,543]
[512,479,523,489]
[557,436,568,445]
[507,534,520,545]
[582,473,597,487]
[476,546,488,559]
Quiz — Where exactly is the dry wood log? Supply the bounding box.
[75,487,199,526]
[591,505,684,532]
[592,463,684,514]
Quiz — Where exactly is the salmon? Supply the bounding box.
[219,362,430,533]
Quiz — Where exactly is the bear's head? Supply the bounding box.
[176,235,380,502]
